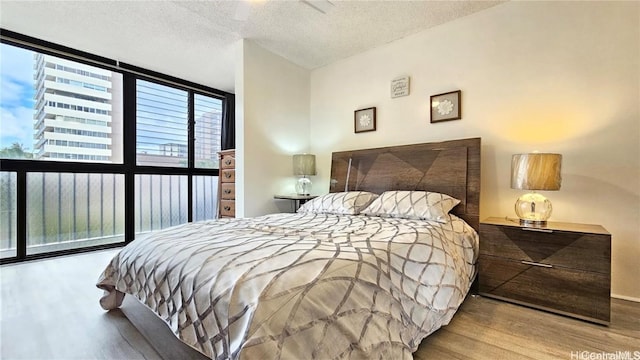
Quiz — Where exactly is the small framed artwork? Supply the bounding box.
[430,90,461,123]
[391,76,410,98]
[354,107,376,133]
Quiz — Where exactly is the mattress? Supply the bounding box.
[97,212,478,359]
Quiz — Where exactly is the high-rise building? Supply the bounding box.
[32,54,122,162]
[195,108,222,168]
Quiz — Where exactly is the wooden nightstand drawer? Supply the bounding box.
[220,183,235,200]
[480,223,610,274]
[220,200,235,217]
[220,169,235,183]
[479,217,611,325]
[479,255,610,323]
[220,153,235,169]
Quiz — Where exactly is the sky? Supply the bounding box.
[0,43,35,152]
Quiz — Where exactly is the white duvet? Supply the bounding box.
[97,212,478,359]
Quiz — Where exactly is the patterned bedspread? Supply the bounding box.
[97,212,478,360]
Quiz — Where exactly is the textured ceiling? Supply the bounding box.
[0,1,502,92]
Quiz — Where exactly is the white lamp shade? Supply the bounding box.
[511,153,562,191]
[293,154,316,176]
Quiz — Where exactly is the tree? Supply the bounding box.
[0,142,33,159]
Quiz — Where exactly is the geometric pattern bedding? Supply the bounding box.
[360,190,461,223]
[97,212,478,360]
[297,191,379,215]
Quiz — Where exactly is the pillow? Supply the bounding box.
[297,191,379,215]
[360,190,460,223]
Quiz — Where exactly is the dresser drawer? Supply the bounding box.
[220,200,235,217]
[220,183,235,200]
[479,255,610,323]
[220,169,235,183]
[220,153,235,169]
[479,223,610,274]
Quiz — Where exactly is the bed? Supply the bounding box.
[97,137,481,359]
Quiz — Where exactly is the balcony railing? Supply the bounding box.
[0,172,218,259]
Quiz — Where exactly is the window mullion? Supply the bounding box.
[16,171,27,259]
[188,92,195,222]
[123,74,137,244]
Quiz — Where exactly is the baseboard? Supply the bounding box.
[612,293,640,303]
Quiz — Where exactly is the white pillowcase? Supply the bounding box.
[297,191,379,215]
[360,190,460,223]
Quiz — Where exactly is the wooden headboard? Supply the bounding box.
[329,137,481,231]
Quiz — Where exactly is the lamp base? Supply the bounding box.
[295,177,312,196]
[519,219,548,227]
[515,192,553,226]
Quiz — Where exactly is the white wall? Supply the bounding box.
[235,40,311,217]
[309,2,639,300]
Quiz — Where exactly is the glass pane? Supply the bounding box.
[0,43,123,163]
[136,80,188,167]
[194,94,223,169]
[135,174,187,235]
[0,172,17,258]
[26,173,124,255]
[193,176,219,222]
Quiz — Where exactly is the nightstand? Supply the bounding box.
[274,194,317,212]
[478,217,611,325]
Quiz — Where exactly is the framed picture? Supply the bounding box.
[430,90,461,123]
[354,107,376,133]
[391,76,410,98]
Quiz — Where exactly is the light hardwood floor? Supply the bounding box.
[1,249,638,359]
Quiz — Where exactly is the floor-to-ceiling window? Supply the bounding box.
[0,30,234,263]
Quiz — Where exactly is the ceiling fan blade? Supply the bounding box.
[300,0,334,14]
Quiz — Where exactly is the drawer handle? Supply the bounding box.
[224,189,231,194]
[521,260,553,268]
[225,159,232,165]
[224,173,232,178]
[522,227,553,233]
[224,206,231,211]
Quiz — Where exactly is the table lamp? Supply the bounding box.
[293,154,316,195]
[511,153,562,226]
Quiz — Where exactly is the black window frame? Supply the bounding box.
[0,29,235,264]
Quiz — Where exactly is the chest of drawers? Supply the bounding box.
[218,149,235,218]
